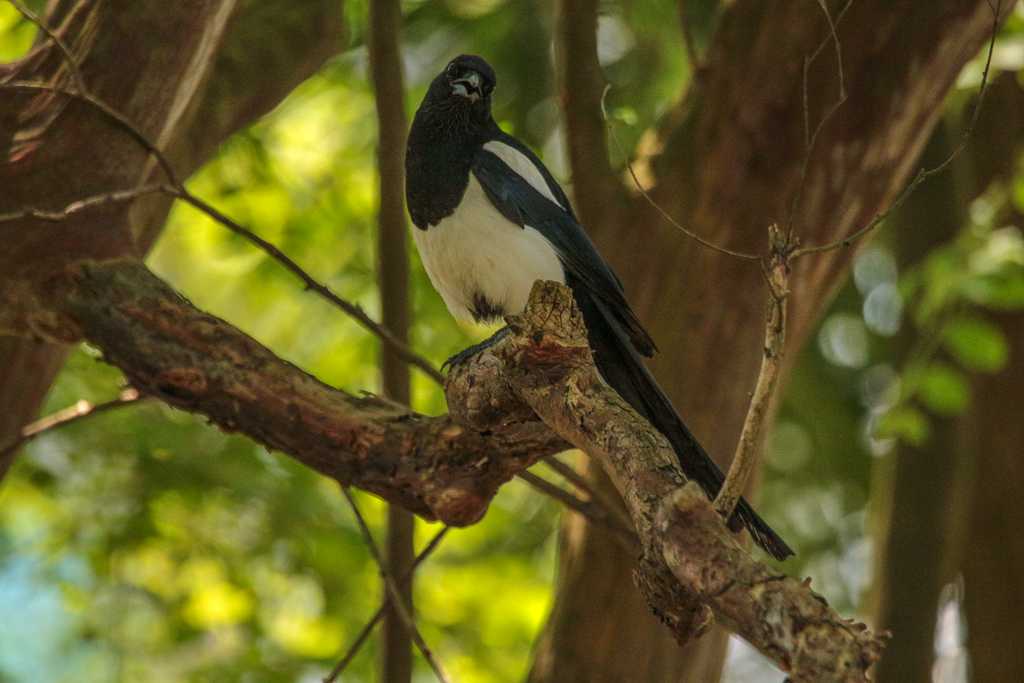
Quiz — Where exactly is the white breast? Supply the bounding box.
[412,174,565,323]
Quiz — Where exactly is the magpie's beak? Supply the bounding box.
[451,70,482,102]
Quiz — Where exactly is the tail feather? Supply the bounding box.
[574,287,794,561]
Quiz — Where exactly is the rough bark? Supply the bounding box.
[0,0,344,469]
[962,312,1024,683]
[454,282,884,682]
[368,0,414,680]
[40,259,565,524]
[533,1,1007,679]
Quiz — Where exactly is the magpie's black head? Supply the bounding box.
[418,55,497,132]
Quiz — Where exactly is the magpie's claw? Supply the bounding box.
[442,326,512,373]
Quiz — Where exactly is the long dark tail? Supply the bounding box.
[573,287,794,561]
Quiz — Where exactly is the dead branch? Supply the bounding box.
[659,484,887,681]
[715,226,790,520]
[517,469,638,552]
[0,185,170,224]
[324,526,450,683]
[339,487,448,682]
[0,387,143,476]
[447,280,885,679]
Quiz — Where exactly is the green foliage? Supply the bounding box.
[942,315,1009,372]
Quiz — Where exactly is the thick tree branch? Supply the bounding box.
[447,281,884,678]
[659,485,885,681]
[41,259,566,525]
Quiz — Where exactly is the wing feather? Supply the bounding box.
[472,148,656,356]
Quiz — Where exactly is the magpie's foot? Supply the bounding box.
[442,326,511,373]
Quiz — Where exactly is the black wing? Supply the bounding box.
[471,146,656,357]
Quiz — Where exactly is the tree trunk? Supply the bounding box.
[962,312,1024,683]
[0,0,344,470]
[531,1,1006,679]
[368,1,414,681]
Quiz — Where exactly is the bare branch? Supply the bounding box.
[517,470,638,552]
[543,455,636,533]
[170,190,445,384]
[6,0,87,95]
[339,487,449,683]
[324,526,450,683]
[660,484,887,681]
[787,0,849,238]
[715,227,789,520]
[794,0,1004,257]
[449,281,884,671]
[0,388,143,477]
[0,184,170,224]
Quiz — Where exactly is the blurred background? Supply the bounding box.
[2,1,1023,681]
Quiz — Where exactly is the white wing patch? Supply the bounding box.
[412,175,565,323]
[482,140,565,210]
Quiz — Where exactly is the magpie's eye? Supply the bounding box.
[446,63,459,78]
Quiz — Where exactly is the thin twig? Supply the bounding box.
[338,487,449,683]
[172,191,445,384]
[0,388,143,476]
[794,0,1003,257]
[1,79,443,385]
[600,85,761,261]
[7,0,88,95]
[543,454,597,497]
[714,227,789,521]
[517,470,637,551]
[0,184,170,224]
[543,455,635,533]
[786,0,849,239]
[323,526,450,683]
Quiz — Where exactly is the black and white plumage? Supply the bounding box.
[406,55,793,560]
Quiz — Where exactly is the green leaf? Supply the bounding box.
[918,363,971,416]
[963,272,1024,309]
[943,316,1009,373]
[877,406,930,446]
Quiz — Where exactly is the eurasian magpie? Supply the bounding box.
[405,54,793,560]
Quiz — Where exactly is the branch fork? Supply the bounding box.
[715,223,791,522]
[446,280,884,680]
